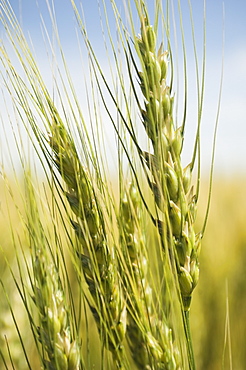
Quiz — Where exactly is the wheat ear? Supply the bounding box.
[26,176,80,370]
[135,9,201,313]
[49,119,127,367]
[120,183,182,369]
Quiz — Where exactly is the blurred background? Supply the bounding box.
[1,1,246,369]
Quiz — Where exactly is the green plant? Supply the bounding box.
[0,0,218,369]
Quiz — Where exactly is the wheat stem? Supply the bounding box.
[184,311,196,370]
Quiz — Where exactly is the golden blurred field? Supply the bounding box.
[191,176,246,370]
[1,175,246,369]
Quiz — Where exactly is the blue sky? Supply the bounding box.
[1,0,246,177]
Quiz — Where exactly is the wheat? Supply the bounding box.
[49,120,127,367]
[25,175,80,370]
[120,183,181,369]
[0,0,213,369]
[135,7,201,314]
